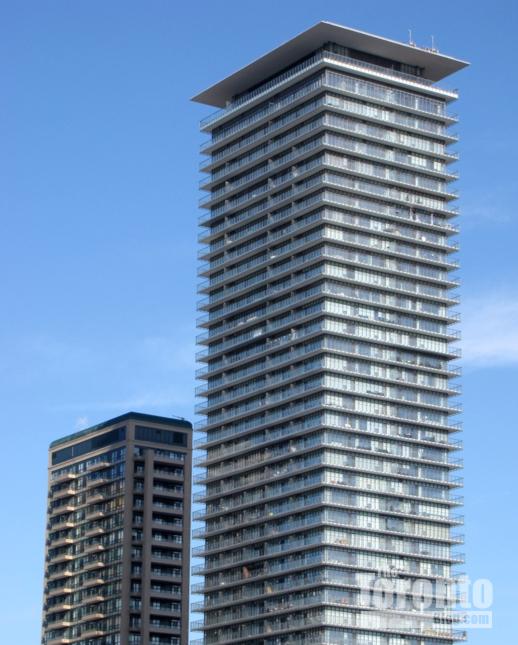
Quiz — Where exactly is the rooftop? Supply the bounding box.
[49,411,192,448]
[193,21,468,108]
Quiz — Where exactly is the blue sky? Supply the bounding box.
[1,0,517,642]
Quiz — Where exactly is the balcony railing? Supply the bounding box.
[200,49,455,131]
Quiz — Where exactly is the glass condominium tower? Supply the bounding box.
[192,22,467,645]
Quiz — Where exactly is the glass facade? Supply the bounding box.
[194,29,464,645]
[42,414,192,645]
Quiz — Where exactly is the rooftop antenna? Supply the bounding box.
[430,35,438,52]
[408,29,416,46]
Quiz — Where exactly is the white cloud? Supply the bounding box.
[75,416,90,430]
[461,293,518,366]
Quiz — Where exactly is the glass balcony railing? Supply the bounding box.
[195,444,461,501]
[197,358,461,414]
[200,133,456,212]
[194,546,458,593]
[199,216,457,290]
[200,158,456,234]
[198,272,458,332]
[200,49,455,131]
[200,118,325,186]
[197,438,457,487]
[203,72,455,175]
[193,506,462,557]
[197,316,460,390]
[192,568,462,612]
[199,186,458,259]
[200,138,323,205]
[201,95,457,190]
[195,414,462,466]
[200,220,456,291]
[201,95,325,158]
[198,244,456,313]
[201,52,324,129]
[192,491,463,541]
[206,75,325,144]
[194,587,462,630]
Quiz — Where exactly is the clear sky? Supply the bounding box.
[1,0,517,642]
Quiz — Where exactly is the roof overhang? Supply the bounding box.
[192,21,469,108]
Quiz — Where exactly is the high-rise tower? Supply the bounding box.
[42,412,192,645]
[192,22,467,645]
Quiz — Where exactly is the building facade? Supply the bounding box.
[42,412,192,645]
[193,22,467,645]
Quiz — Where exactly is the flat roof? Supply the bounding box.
[49,411,192,448]
[193,21,468,108]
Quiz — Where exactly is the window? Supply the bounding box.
[51,427,126,465]
[135,426,187,447]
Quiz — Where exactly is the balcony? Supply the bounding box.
[86,509,106,519]
[154,468,184,481]
[80,628,105,638]
[197,442,466,498]
[81,593,106,605]
[196,391,461,441]
[151,517,183,530]
[197,280,458,344]
[83,543,105,555]
[87,491,108,503]
[50,519,76,532]
[195,360,462,416]
[47,568,74,582]
[48,536,75,548]
[49,503,77,516]
[198,207,458,277]
[193,528,462,576]
[200,118,325,188]
[84,526,106,538]
[47,601,73,613]
[201,113,457,196]
[200,48,456,132]
[201,75,324,147]
[48,552,75,565]
[200,140,324,208]
[202,90,457,186]
[150,569,183,581]
[200,52,324,130]
[86,476,111,488]
[78,611,105,623]
[197,326,459,390]
[191,588,458,629]
[80,576,105,588]
[193,507,462,557]
[82,559,106,571]
[200,139,456,217]
[86,460,111,471]
[197,377,460,434]
[199,160,458,240]
[46,616,72,628]
[46,585,73,598]
[192,607,465,643]
[151,550,183,564]
[153,484,184,496]
[201,93,458,188]
[193,486,462,540]
[51,471,78,484]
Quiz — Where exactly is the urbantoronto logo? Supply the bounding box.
[357,572,493,635]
